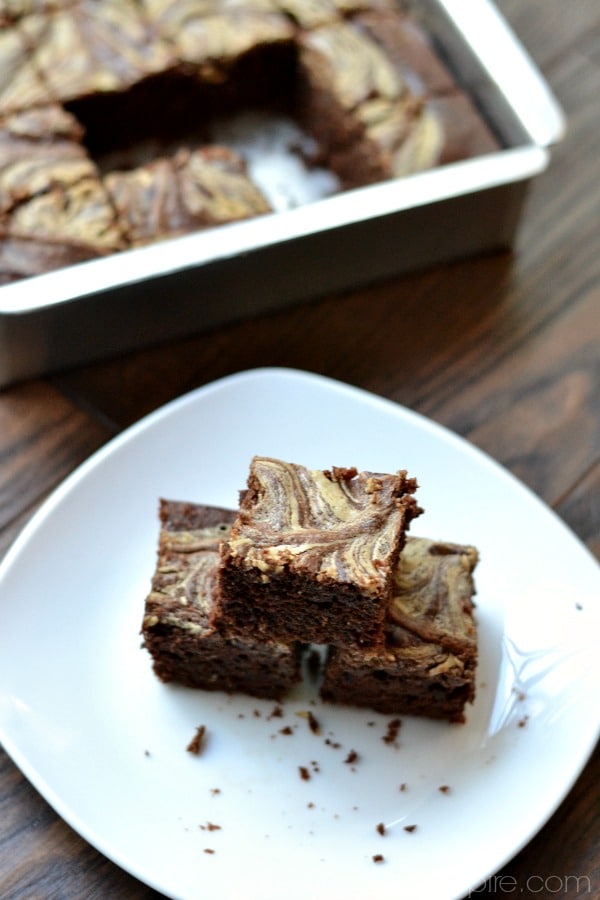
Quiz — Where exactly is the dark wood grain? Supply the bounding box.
[0,1,598,898]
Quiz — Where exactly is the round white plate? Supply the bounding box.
[0,368,598,900]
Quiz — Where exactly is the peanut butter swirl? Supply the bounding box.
[21,0,175,104]
[104,146,270,246]
[0,24,54,117]
[225,456,420,595]
[0,106,87,215]
[387,536,478,653]
[301,21,405,110]
[145,523,229,632]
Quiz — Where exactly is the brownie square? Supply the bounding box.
[0,103,125,255]
[215,456,421,648]
[104,145,271,247]
[296,18,421,187]
[19,0,175,106]
[353,9,458,97]
[2,155,126,254]
[142,499,302,700]
[358,89,499,180]
[0,104,87,213]
[320,536,479,722]
[141,3,294,71]
[297,14,499,188]
[0,21,54,117]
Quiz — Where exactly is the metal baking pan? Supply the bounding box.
[0,0,565,387]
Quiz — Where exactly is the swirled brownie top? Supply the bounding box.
[387,536,478,655]
[143,499,235,634]
[225,455,421,596]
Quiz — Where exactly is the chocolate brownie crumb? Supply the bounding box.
[399,783,408,792]
[438,785,451,794]
[280,725,294,735]
[299,766,311,781]
[187,725,206,755]
[383,718,401,745]
[268,705,284,719]
[373,854,385,863]
[344,749,359,765]
[404,824,417,833]
[296,709,321,734]
[200,822,221,831]
[376,822,386,836]
[308,711,321,734]
[204,848,215,855]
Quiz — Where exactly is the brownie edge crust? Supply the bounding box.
[141,499,302,701]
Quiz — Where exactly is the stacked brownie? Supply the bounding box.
[142,455,479,722]
[142,498,302,700]
[0,0,500,284]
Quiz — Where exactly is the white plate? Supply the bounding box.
[0,368,598,900]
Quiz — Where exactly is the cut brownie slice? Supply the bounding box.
[0,104,126,256]
[215,456,421,648]
[353,9,458,98]
[320,537,478,722]
[0,20,54,117]
[297,16,498,188]
[19,0,175,106]
[296,18,423,187]
[104,145,271,247]
[141,3,294,74]
[142,499,302,700]
[3,163,126,254]
[0,104,87,214]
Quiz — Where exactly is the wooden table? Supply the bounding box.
[1,2,598,897]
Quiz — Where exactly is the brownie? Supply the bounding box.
[142,3,294,71]
[0,102,126,255]
[2,152,126,254]
[104,145,271,246]
[297,16,498,188]
[296,19,422,187]
[215,456,421,648]
[0,21,54,117]
[0,105,86,213]
[353,9,458,97]
[0,1,503,285]
[19,0,175,106]
[140,3,298,127]
[141,499,302,700]
[320,537,479,722]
